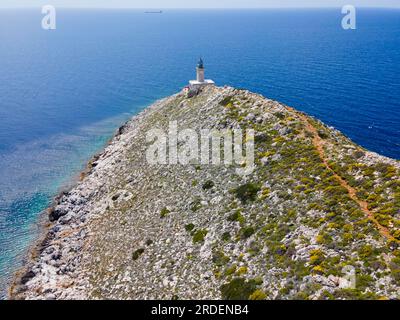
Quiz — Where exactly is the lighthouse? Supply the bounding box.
[196,58,205,82]
[189,58,215,90]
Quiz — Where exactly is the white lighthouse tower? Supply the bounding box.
[197,58,205,82]
[189,58,215,90]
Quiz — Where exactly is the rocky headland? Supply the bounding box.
[10,86,400,300]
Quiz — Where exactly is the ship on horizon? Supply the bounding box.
[144,10,163,14]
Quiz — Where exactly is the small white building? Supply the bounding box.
[189,58,215,90]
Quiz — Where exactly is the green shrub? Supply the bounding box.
[222,232,231,241]
[225,265,237,276]
[357,274,374,291]
[212,250,230,266]
[318,130,329,139]
[309,249,325,266]
[235,266,247,276]
[202,180,215,190]
[233,183,261,203]
[316,232,333,245]
[354,150,366,159]
[160,207,170,218]
[220,278,258,300]
[392,229,400,240]
[240,226,255,239]
[193,229,208,243]
[375,163,395,175]
[227,210,245,224]
[219,96,234,107]
[274,112,285,120]
[185,223,195,232]
[359,245,374,259]
[374,214,392,228]
[132,248,145,260]
[324,186,348,196]
[190,199,202,212]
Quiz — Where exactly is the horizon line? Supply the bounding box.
[1,6,400,9]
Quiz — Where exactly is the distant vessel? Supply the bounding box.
[145,10,163,14]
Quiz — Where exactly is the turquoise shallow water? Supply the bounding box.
[0,8,399,298]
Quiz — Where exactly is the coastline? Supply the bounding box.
[7,111,139,299]
[8,92,180,299]
[8,130,116,299]
[9,86,400,300]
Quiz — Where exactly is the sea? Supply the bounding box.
[0,8,399,298]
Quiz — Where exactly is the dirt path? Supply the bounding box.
[293,110,397,243]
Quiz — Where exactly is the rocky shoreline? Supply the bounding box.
[9,92,175,300]
[9,86,400,300]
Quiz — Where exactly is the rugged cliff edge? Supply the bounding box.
[10,86,400,300]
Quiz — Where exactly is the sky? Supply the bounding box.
[0,0,399,9]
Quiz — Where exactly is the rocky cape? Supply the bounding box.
[10,86,400,300]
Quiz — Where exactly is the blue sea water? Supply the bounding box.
[0,8,399,298]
